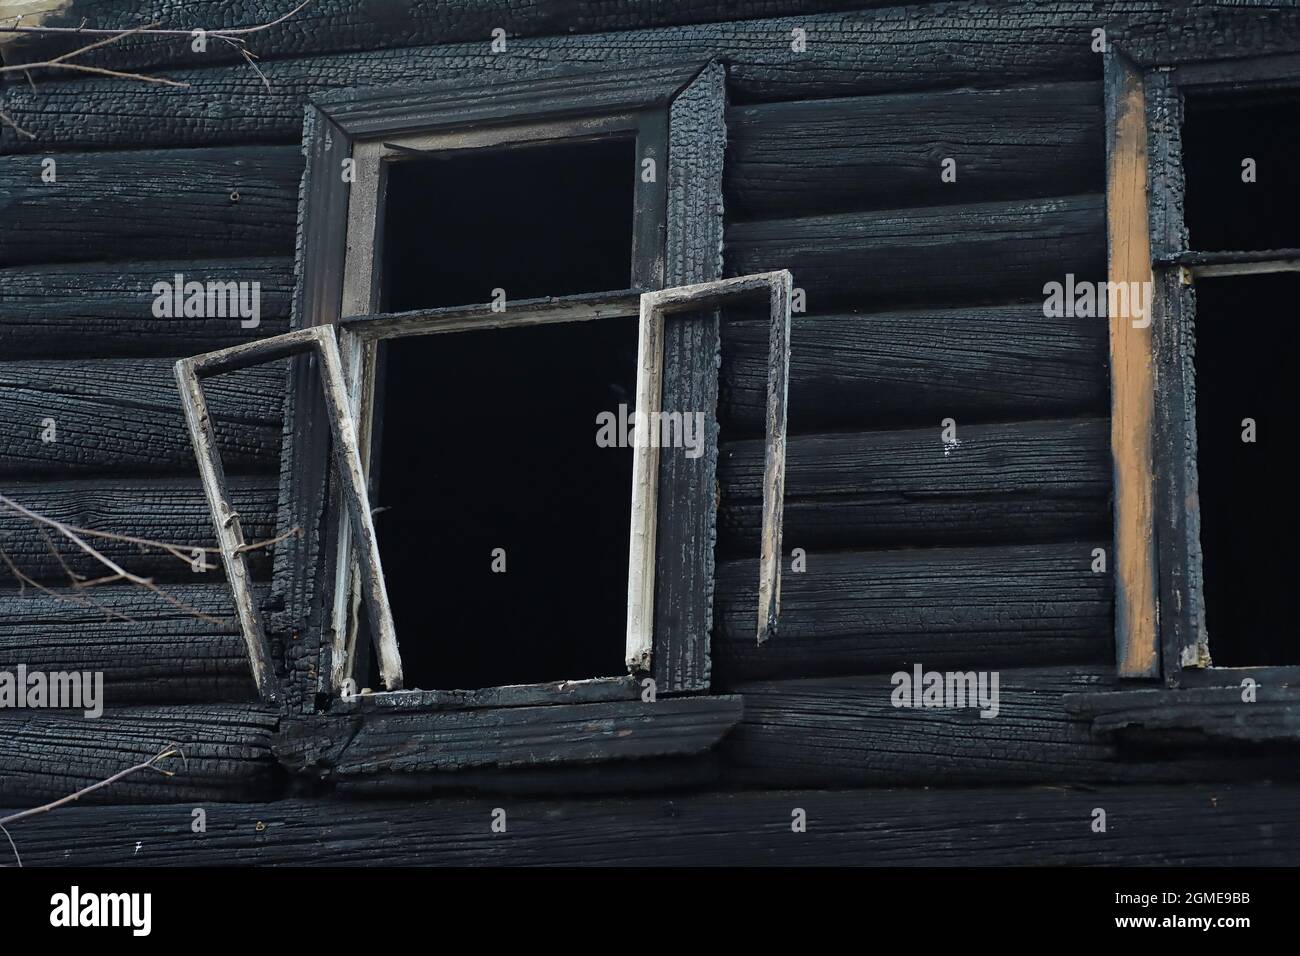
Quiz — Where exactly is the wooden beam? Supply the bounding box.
[0,258,292,360]
[0,3,1131,152]
[274,696,744,778]
[8,782,1300,866]
[1104,51,1159,679]
[725,81,1102,218]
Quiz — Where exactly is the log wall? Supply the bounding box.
[1,0,1296,866]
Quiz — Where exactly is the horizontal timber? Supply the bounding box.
[725,194,1105,308]
[4,781,1298,866]
[0,258,293,359]
[0,147,299,266]
[714,544,1112,681]
[725,81,1102,218]
[720,304,1108,432]
[0,3,1145,152]
[0,358,282,477]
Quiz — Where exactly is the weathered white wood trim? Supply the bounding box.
[176,325,403,700]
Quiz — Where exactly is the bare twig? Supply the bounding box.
[0,492,300,625]
[0,824,21,868]
[0,744,185,831]
[0,110,35,140]
[0,2,313,97]
[0,2,312,41]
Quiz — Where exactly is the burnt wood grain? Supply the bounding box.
[0,257,293,360]
[0,0,883,74]
[6,782,1299,866]
[0,475,276,582]
[714,544,1112,681]
[0,359,282,478]
[725,194,1106,309]
[0,2,1146,152]
[726,81,1103,218]
[0,584,262,703]
[721,304,1108,433]
[0,147,300,266]
[651,61,726,691]
[718,417,1111,555]
[274,696,744,779]
[724,667,1299,786]
[0,704,279,805]
[1067,686,1300,745]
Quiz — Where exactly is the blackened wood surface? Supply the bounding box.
[0,147,300,266]
[0,258,293,359]
[0,0,883,73]
[1112,6,1300,66]
[0,2,1144,152]
[6,783,1299,866]
[651,62,726,693]
[721,305,1108,433]
[0,584,261,703]
[714,545,1112,681]
[726,195,1105,308]
[726,82,1103,218]
[719,418,1111,554]
[274,696,743,778]
[0,475,275,581]
[724,667,1298,786]
[0,359,282,477]
[0,704,278,804]
[1068,686,1300,744]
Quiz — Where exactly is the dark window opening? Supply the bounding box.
[1183,92,1300,252]
[1192,273,1300,665]
[366,319,638,690]
[380,137,637,312]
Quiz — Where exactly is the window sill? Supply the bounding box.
[273,694,743,781]
[1065,685,1300,745]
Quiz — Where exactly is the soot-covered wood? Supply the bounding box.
[0,359,282,477]
[720,305,1108,433]
[726,81,1103,218]
[719,418,1110,554]
[0,583,261,703]
[7,782,1299,866]
[724,667,1300,786]
[726,195,1105,308]
[274,696,744,779]
[0,0,885,73]
[0,704,279,804]
[0,258,292,359]
[714,545,1112,681]
[0,2,1140,152]
[0,475,276,581]
[0,147,300,266]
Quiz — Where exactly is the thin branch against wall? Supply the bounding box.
[0,492,300,625]
[0,743,187,865]
[0,1,314,133]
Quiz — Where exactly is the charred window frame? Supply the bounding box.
[1105,38,1300,701]
[178,59,793,768]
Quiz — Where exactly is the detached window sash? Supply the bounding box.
[173,326,394,707]
[178,276,791,706]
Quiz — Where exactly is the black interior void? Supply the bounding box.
[1183,92,1300,252]
[1192,273,1300,665]
[381,137,636,311]
[364,135,640,689]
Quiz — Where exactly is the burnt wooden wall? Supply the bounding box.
[2,0,1298,864]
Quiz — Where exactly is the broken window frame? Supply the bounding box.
[174,325,393,707]
[1106,41,1300,690]
[248,58,791,716]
